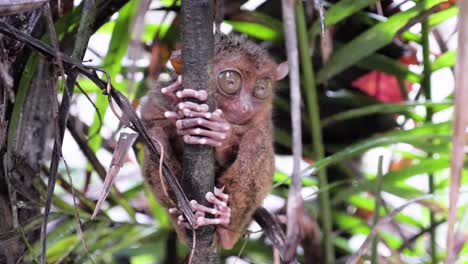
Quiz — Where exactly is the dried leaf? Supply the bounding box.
[92,132,138,219]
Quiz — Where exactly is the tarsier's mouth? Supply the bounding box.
[225,111,254,125]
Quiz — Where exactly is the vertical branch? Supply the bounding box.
[421,9,437,263]
[295,1,334,263]
[180,0,218,263]
[40,1,96,263]
[281,0,304,262]
[446,1,468,263]
[370,156,384,264]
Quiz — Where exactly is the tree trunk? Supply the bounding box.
[0,10,47,263]
[180,0,218,263]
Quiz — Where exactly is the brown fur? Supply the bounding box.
[141,33,281,249]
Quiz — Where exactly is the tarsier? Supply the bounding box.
[141,33,288,249]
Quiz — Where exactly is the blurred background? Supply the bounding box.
[0,0,464,263]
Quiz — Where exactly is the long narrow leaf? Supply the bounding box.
[317,0,446,82]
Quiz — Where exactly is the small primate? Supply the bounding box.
[141,33,288,249]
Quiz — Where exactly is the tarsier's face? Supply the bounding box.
[214,53,284,125]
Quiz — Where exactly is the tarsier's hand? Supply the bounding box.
[161,75,232,148]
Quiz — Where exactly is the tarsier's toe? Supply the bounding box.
[186,186,231,228]
[182,135,221,147]
[214,186,229,202]
[206,192,228,208]
[168,207,181,216]
[197,216,229,226]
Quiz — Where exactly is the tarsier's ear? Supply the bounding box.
[275,61,289,80]
[170,49,182,74]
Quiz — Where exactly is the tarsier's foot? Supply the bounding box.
[169,186,231,228]
[162,75,232,148]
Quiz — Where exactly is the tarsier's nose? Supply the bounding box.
[242,103,252,113]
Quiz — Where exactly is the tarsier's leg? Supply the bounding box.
[169,186,231,227]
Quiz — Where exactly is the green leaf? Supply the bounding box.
[348,195,423,228]
[432,50,456,72]
[332,157,448,204]
[273,170,316,187]
[307,122,451,172]
[429,5,459,27]
[225,20,281,42]
[317,0,446,82]
[356,53,421,83]
[144,186,170,228]
[325,0,379,26]
[321,100,452,128]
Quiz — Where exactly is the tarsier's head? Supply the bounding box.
[213,33,288,125]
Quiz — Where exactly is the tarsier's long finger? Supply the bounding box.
[177,102,209,113]
[177,128,227,141]
[177,215,192,229]
[168,207,181,216]
[161,76,182,102]
[182,135,221,147]
[196,216,229,226]
[206,192,229,209]
[176,89,208,101]
[164,111,180,119]
[180,110,213,119]
[209,109,226,122]
[164,109,187,120]
[190,200,230,217]
[182,109,226,122]
[176,117,230,132]
[214,186,229,203]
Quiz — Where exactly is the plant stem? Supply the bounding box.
[421,12,436,264]
[296,2,334,263]
[371,156,384,264]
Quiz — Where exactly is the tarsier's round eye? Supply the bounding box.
[253,78,273,99]
[218,70,242,95]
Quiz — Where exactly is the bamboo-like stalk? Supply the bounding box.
[371,156,384,264]
[421,11,437,264]
[295,2,334,263]
[281,0,304,262]
[446,1,468,263]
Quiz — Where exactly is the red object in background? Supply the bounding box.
[351,70,408,103]
[352,48,418,103]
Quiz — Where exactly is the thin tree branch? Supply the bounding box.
[281,0,303,263]
[446,1,468,263]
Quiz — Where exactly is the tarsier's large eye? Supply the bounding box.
[218,70,242,95]
[253,78,273,99]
